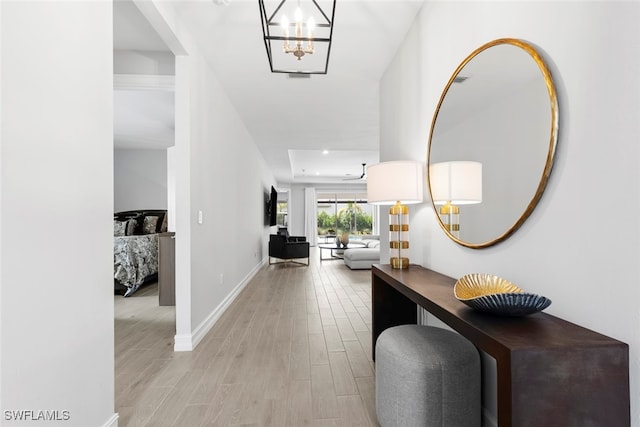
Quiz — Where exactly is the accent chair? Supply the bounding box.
[268,233,310,266]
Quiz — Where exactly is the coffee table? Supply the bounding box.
[318,242,366,262]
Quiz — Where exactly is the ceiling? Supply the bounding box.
[113,0,425,186]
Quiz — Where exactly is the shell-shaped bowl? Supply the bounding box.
[454,274,552,317]
[454,273,522,300]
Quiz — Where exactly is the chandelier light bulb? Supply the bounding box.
[307,16,315,36]
[270,1,321,62]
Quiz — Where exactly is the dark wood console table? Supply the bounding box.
[372,264,629,426]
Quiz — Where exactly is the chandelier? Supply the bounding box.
[259,0,336,74]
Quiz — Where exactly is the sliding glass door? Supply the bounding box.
[316,192,374,240]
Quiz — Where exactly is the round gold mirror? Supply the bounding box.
[427,38,558,248]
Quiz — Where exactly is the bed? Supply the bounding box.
[114,210,167,297]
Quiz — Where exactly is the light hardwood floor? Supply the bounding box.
[115,247,379,426]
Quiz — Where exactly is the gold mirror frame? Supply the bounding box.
[427,38,559,248]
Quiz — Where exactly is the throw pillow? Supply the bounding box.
[114,220,127,236]
[143,216,159,234]
[125,218,138,236]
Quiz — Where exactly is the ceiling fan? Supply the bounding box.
[343,163,367,181]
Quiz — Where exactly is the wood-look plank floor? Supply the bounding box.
[115,247,379,427]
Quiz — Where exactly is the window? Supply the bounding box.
[276,191,288,227]
[317,192,374,238]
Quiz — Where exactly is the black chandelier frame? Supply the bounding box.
[259,0,336,75]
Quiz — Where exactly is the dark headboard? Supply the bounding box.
[114,210,167,234]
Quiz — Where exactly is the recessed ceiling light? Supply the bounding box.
[322,150,329,155]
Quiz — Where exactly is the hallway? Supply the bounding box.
[115,248,377,426]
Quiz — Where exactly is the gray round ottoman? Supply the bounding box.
[375,325,481,427]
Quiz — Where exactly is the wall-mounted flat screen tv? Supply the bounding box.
[268,186,278,226]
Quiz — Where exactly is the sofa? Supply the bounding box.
[343,237,381,270]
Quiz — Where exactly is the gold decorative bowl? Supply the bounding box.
[454,273,551,317]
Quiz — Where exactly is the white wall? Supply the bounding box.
[167,146,176,232]
[113,148,168,212]
[381,1,640,425]
[1,2,116,426]
[114,148,168,212]
[113,50,174,75]
[143,1,276,351]
[1,1,275,423]
[183,50,273,334]
[288,185,306,237]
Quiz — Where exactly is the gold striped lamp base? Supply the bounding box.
[389,201,411,269]
[390,257,409,269]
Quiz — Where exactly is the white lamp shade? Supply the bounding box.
[429,161,482,205]
[367,161,424,205]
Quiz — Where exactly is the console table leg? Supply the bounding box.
[372,274,418,361]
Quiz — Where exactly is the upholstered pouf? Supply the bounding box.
[375,325,481,427]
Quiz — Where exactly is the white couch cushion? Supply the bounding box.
[343,246,380,270]
[345,247,379,261]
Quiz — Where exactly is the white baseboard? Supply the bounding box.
[173,261,263,352]
[173,334,193,352]
[102,413,118,427]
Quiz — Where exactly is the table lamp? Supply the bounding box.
[429,161,482,238]
[367,161,424,269]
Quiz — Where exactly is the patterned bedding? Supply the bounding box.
[114,234,159,297]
